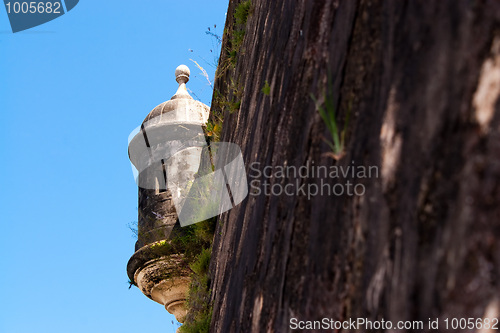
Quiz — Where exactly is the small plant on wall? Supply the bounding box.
[311,78,351,160]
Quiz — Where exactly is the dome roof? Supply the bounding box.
[142,64,210,127]
[128,65,210,174]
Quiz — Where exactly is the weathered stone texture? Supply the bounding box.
[210,0,500,332]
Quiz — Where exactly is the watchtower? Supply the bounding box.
[127,65,209,323]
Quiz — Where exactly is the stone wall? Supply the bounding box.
[209,0,500,332]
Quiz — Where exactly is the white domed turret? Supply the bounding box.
[127,65,211,325]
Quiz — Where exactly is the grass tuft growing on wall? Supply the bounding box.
[234,0,251,25]
[179,248,213,333]
[311,78,351,160]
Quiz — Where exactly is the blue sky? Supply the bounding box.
[0,1,228,332]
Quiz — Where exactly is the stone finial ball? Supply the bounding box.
[175,65,190,84]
